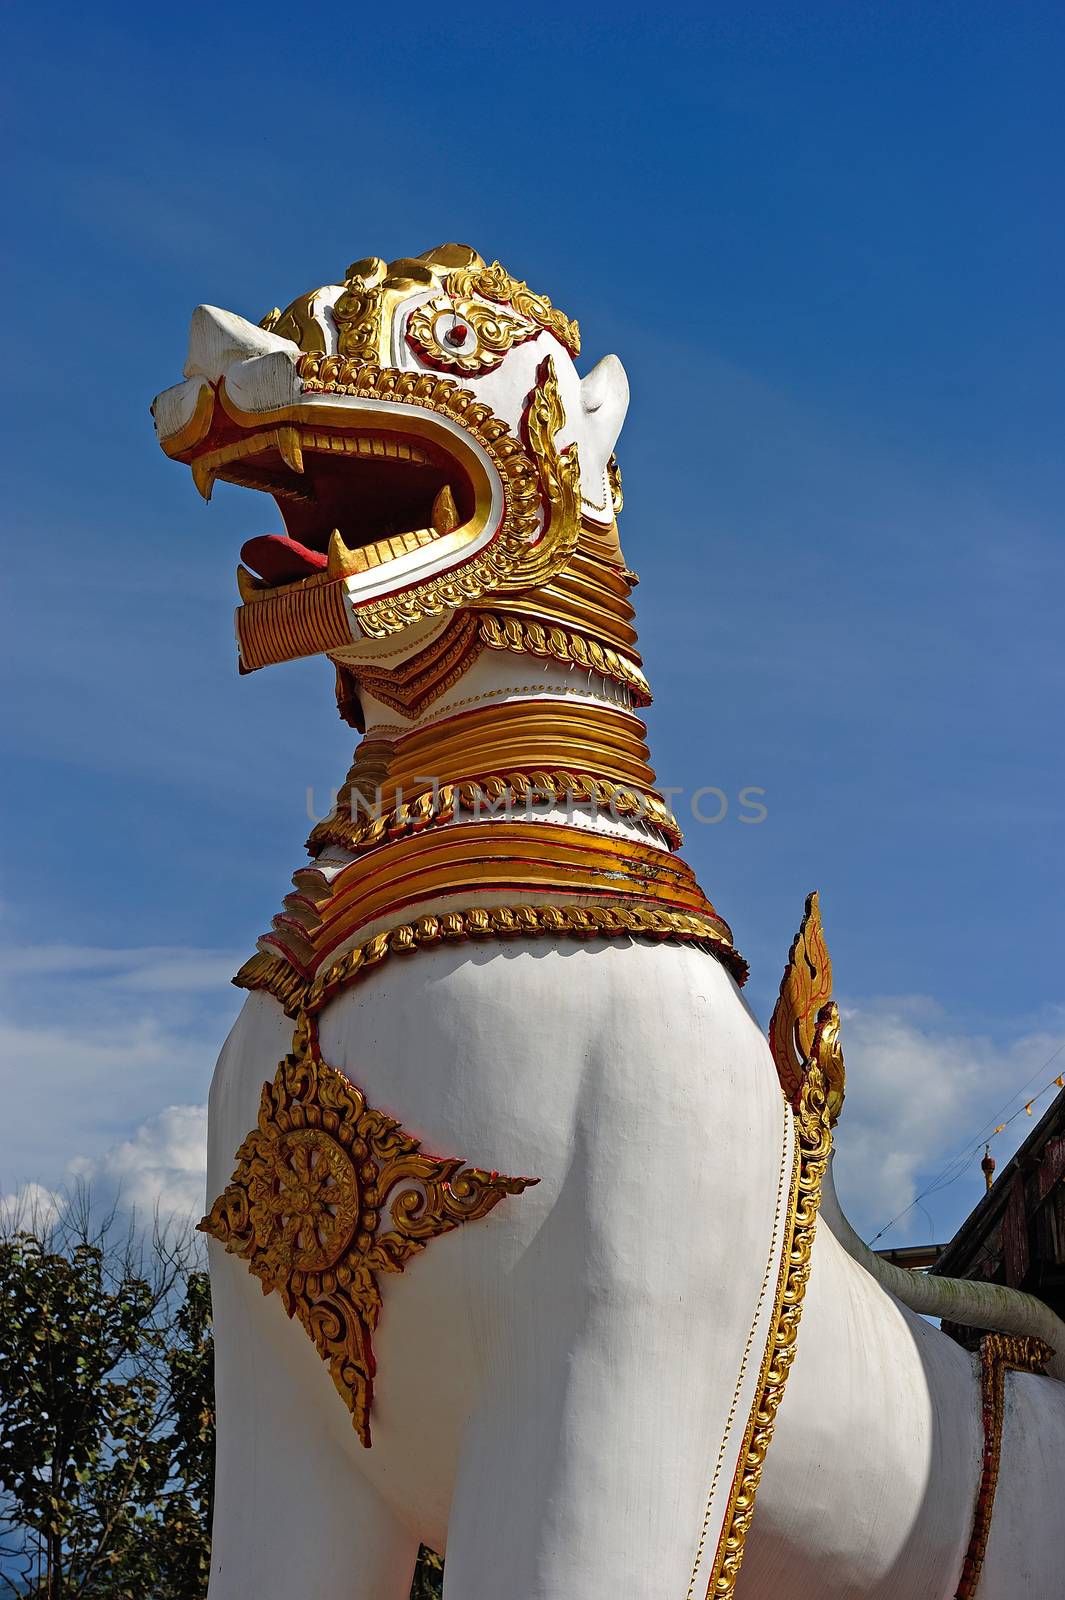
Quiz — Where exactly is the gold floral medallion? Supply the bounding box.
[199,1010,535,1445]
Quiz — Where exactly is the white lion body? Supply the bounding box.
[205,940,1065,1599]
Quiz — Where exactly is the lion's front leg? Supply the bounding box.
[207,1240,420,1600]
[205,994,421,1600]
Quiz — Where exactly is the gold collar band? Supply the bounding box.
[235,900,747,1020]
[265,821,729,977]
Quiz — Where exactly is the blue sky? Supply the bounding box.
[2,2,1063,1243]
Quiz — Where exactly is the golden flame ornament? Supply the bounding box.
[768,890,846,1124]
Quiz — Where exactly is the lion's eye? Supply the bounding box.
[406,297,538,375]
[438,314,476,353]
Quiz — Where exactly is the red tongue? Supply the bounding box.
[241,534,328,584]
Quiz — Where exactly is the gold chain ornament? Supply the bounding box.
[704,892,844,1598]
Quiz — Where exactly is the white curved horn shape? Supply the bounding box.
[184,305,300,382]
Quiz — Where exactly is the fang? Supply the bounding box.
[328,529,363,579]
[432,485,459,535]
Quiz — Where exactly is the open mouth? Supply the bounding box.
[194,426,476,598]
[162,354,575,661]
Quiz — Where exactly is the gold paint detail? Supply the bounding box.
[954,1334,1052,1600]
[445,260,580,356]
[236,578,353,673]
[309,698,663,845]
[418,243,484,273]
[271,823,729,976]
[767,890,846,1125]
[485,536,640,655]
[190,427,318,502]
[333,257,387,365]
[328,529,362,580]
[367,698,658,800]
[406,295,539,375]
[199,1009,534,1447]
[237,564,268,603]
[322,523,445,584]
[335,737,395,817]
[705,895,842,1598]
[259,289,330,355]
[342,613,482,720]
[292,355,580,637]
[607,454,624,515]
[362,680,625,728]
[205,428,435,522]
[249,247,578,369]
[191,458,213,501]
[686,1105,793,1599]
[308,768,683,857]
[233,902,748,1021]
[432,485,460,535]
[509,355,582,590]
[475,611,651,705]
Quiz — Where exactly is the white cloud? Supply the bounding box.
[0,1180,65,1231]
[833,996,1065,1246]
[70,1103,208,1224]
[4,941,1062,1260]
[0,943,241,1206]
[0,944,240,989]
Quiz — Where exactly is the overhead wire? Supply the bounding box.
[866,1040,1065,1247]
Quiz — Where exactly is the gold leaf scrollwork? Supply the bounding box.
[333,256,388,365]
[500,353,582,590]
[259,289,331,355]
[475,612,651,704]
[955,1333,1053,1599]
[406,296,540,375]
[446,259,580,355]
[199,1010,536,1446]
[607,453,624,515]
[306,765,680,857]
[767,890,845,1124]
[233,901,748,1021]
[254,248,579,373]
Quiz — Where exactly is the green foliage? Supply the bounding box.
[0,1202,213,1599]
[0,1197,445,1598]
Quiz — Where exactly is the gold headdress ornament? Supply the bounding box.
[261,244,580,369]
